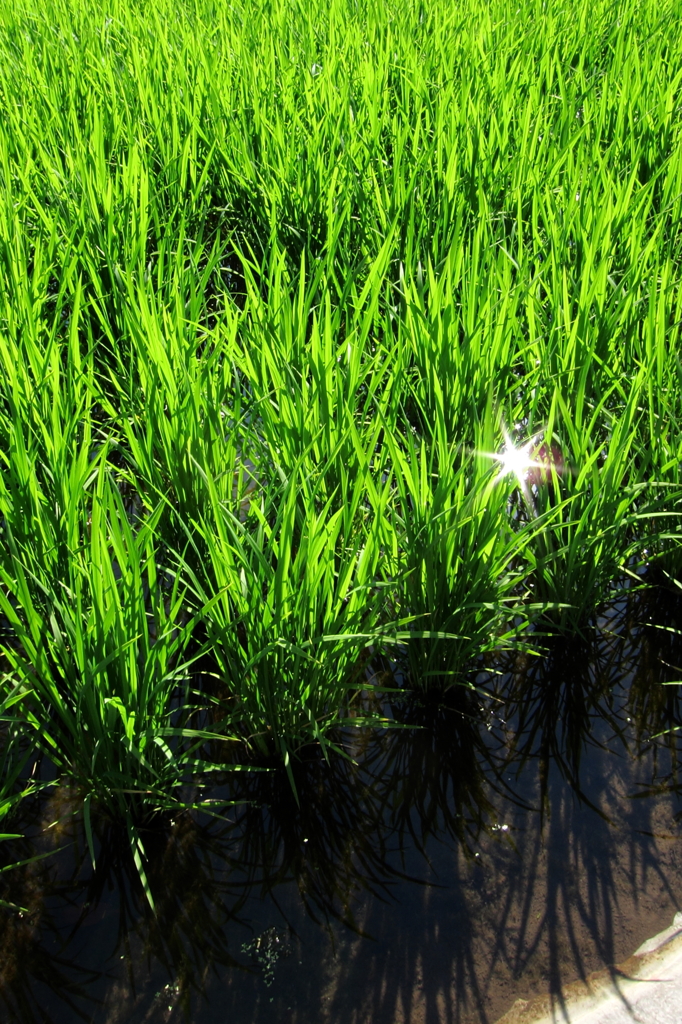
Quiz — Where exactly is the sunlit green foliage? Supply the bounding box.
[0,0,681,895]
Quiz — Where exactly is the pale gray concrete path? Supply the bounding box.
[495,915,682,1024]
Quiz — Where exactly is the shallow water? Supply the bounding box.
[2,580,682,1024]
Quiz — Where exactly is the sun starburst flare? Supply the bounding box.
[482,426,565,505]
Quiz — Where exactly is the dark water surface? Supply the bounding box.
[2,580,682,1024]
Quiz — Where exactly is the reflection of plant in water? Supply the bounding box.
[153,981,182,1018]
[495,578,682,815]
[627,572,682,732]
[499,631,618,811]
[241,927,291,987]
[0,741,423,1020]
[364,683,520,856]
[223,745,414,936]
[0,831,100,1023]
[0,747,423,1019]
[622,573,682,797]
[0,792,255,1024]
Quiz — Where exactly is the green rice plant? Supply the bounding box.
[0,464,241,907]
[108,239,404,545]
[231,236,407,508]
[382,417,534,691]
[521,369,653,631]
[179,457,395,770]
[634,259,682,576]
[99,275,257,550]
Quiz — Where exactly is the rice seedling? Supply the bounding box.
[518,370,654,630]
[178,456,396,775]
[382,419,534,690]
[0,451,242,904]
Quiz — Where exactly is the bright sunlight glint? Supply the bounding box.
[485,427,542,496]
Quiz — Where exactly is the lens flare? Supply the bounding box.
[488,426,542,493]
[482,425,564,506]
[494,437,538,485]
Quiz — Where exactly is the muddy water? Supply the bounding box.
[1,580,682,1024]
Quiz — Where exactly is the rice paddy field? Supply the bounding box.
[1,0,682,1002]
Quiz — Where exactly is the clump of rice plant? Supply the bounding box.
[179,458,394,773]
[518,372,652,631]
[382,416,534,690]
[0,460,240,906]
